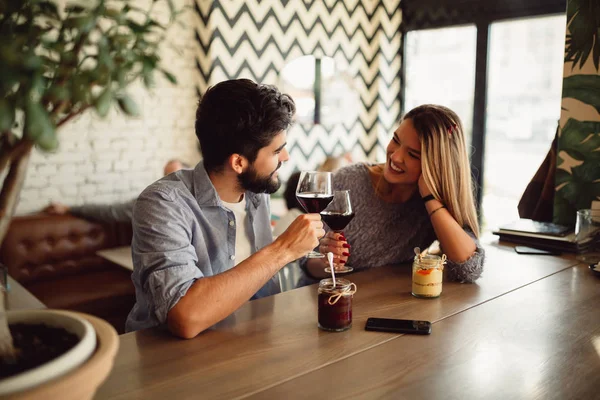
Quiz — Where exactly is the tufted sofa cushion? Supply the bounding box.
[0,214,131,283]
[0,213,135,333]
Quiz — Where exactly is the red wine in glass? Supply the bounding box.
[296,171,333,259]
[297,193,334,213]
[320,212,355,231]
[321,190,354,273]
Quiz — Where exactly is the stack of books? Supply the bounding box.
[492,219,587,253]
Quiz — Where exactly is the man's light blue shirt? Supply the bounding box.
[125,163,280,332]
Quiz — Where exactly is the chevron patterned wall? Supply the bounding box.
[193,0,402,178]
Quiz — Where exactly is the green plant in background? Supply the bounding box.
[564,0,600,70]
[0,0,181,359]
[554,119,600,219]
[554,0,600,226]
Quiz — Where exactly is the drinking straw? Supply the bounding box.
[327,252,336,287]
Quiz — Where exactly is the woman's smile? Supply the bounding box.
[388,159,405,174]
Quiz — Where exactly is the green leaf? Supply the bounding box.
[127,20,148,34]
[563,148,585,162]
[147,20,166,31]
[558,118,600,155]
[103,7,121,19]
[71,82,88,104]
[65,4,86,13]
[98,46,115,71]
[30,74,47,100]
[555,168,571,187]
[572,161,600,184]
[142,54,159,69]
[95,87,113,117]
[565,0,600,70]
[142,71,155,88]
[0,98,15,132]
[554,115,600,224]
[23,54,42,70]
[47,85,70,102]
[37,1,60,19]
[117,94,140,116]
[562,75,600,114]
[64,16,95,33]
[553,192,577,226]
[109,34,132,47]
[37,129,59,151]
[161,69,177,84]
[24,101,55,145]
[116,70,127,87]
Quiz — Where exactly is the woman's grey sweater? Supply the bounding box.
[328,163,484,283]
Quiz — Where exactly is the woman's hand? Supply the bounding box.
[418,174,432,198]
[318,231,350,271]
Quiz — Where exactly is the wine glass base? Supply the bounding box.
[325,266,353,274]
[306,251,325,259]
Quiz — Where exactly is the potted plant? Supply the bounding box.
[0,0,182,396]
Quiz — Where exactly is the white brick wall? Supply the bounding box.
[17,0,201,215]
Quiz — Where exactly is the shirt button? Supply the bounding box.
[230,255,235,260]
[229,220,235,227]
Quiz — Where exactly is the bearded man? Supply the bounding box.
[126,79,324,338]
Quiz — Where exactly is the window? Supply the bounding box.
[483,15,566,229]
[280,56,359,126]
[405,26,477,143]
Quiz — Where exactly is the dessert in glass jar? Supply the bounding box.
[317,278,356,331]
[411,254,446,298]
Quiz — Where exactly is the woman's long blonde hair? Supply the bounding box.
[403,105,480,237]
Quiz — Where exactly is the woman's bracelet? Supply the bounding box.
[428,205,446,217]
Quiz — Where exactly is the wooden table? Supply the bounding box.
[256,263,600,400]
[5,276,45,310]
[96,246,133,271]
[95,243,583,399]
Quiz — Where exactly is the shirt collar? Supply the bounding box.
[192,162,262,210]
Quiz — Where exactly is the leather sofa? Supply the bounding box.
[0,213,135,333]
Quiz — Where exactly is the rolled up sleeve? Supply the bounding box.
[132,187,204,325]
[444,229,485,283]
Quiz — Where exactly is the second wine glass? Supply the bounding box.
[321,190,354,273]
[296,171,333,258]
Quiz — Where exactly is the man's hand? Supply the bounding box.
[319,231,350,271]
[43,202,70,215]
[275,213,325,261]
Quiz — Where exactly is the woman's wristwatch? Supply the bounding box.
[422,194,436,203]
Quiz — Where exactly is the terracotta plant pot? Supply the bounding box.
[0,310,118,400]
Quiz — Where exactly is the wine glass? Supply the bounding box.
[296,171,333,258]
[321,190,354,273]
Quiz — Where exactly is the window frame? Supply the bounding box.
[399,0,566,213]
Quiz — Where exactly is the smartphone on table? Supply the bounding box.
[365,317,432,335]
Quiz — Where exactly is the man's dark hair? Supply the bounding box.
[195,79,296,173]
[284,171,302,211]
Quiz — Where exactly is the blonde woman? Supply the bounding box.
[303,104,484,283]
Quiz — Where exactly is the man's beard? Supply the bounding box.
[238,162,282,194]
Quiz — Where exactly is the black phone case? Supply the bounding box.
[365,318,432,335]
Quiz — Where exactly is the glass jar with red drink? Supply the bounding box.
[317,278,356,331]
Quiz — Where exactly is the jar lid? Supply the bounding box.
[319,278,353,292]
[414,254,447,269]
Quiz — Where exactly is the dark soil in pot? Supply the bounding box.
[0,323,79,379]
